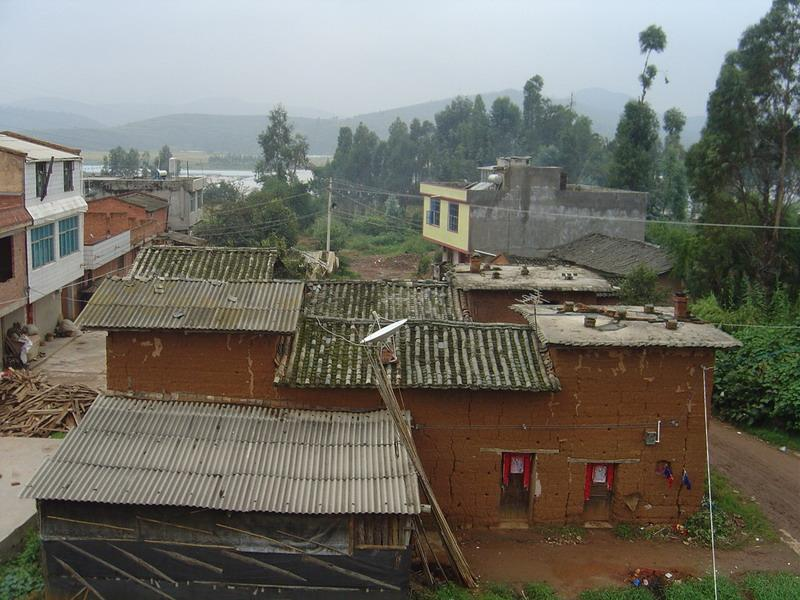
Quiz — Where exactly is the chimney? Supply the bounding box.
[673,291,688,320]
[470,253,482,273]
[584,316,596,328]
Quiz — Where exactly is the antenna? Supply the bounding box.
[360,318,408,345]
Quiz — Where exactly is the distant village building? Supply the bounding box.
[421,157,647,264]
[84,173,205,232]
[0,132,87,337]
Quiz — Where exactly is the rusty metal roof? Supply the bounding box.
[22,395,420,515]
[76,277,303,333]
[129,246,277,281]
[281,317,560,391]
[303,280,462,320]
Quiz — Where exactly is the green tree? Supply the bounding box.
[619,264,663,304]
[651,108,689,219]
[489,96,522,156]
[687,0,800,293]
[101,146,141,177]
[433,96,475,179]
[155,145,172,170]
[348,122,380,185]
[465,95,493,165]
[409,118,435,185]
[522,74,546,153]
[203,180,245,206]
[256,105,309,183]
[638,24,667,101]
[608,101,660,191]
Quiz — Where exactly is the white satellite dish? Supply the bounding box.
[360,318,408,344]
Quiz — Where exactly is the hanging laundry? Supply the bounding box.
[523,455,533,490]
[592,464,608,484]
[682,469,692,490]
[510,455,525,474]
[663,465,674,489]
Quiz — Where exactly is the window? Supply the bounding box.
[426,198,440,226]
[31,224,55,268]
[0,236,12,282]
[447,202,459,232]
[59,216,80,257]
[35,162,48,198]
[63,161,74,192]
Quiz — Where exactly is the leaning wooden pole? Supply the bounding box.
[366,348,477,588]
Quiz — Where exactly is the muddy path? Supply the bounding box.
[710,418,800,554]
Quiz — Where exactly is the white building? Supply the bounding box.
[0,132,87,334]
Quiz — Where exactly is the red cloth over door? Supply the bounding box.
[502,453,511,486]
[584,465,592,501]
[523,455,532,489]
[606,464,615,492]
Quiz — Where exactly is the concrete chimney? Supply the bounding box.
[673,291,688,320]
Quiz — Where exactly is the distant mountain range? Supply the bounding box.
[0,89,704,157]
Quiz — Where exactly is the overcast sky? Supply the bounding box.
[0,0,773,117]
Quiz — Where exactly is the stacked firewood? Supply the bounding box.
[0,369,97,437]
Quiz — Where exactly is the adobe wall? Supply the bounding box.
[463,289,603,323]
[0,151,24,194]
[277,346,713,529]
[0,229,28,318]
[106,331,281,399]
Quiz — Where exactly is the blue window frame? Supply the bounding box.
[58,215,79,257]
[31,224,55,268]
[426,198,441,226]
[447,202,459,232]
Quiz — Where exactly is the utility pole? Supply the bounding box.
[325,177,333,257]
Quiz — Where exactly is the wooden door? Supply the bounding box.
[583,463,614,522]
[500,453,532,521]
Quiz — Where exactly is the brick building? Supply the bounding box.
[73,257,740,529]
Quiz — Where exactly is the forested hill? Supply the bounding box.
[6,87,703,155]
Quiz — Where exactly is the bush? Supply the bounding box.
[310,216,351,252]
[743,572,800,600]
[665,575,742,600]
[523,582,559,600]
[0,530,43,600]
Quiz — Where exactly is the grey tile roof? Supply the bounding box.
[76,277,303,333]
[130,246,277,281]
[117,192,169,213]
[281,317,560,391]
[549,233,673,276]
[22,395,420,515]
[302,280,462,320]
[513,305,742,349]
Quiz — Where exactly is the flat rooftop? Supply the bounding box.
[513,305,742,349]
[453,264,615,293]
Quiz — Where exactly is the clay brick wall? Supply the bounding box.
[277,346,713,528]
[130,207,167,245]
[85,197,165,246]
[106,331,281,399]
[0,229,28,314]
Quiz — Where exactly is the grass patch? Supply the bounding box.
[578,588,653,600]
[522,582,559,600]
[742,572,800,600]
[0,529,43,600]
[685,470,776,548]
[665,575,742,599]
[733,424,800,453]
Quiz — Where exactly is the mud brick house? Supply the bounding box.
[23,395,420,599]
[81,193,169,303]
[451,262,617,323]
[548,233,676,290]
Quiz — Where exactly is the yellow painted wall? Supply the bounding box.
[422,194,470,253]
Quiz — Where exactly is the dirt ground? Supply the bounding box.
[710,418,800,555]
[31,330,107,390]
[343,252,420,279]
[458,528,798,599]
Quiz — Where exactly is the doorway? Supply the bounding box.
[583,463,614,522]
[500,453,533,521]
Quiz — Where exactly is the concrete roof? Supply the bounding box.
[282,317,560,391]
[117,192,169,213]
[76,277,303,333]
[0,132,80,161]
[303,280,462,321]
[22,395,421,515]
[513,305,742,349]
[452,264,615,293]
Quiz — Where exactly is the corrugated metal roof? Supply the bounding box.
[22,395,420,515]
[282,317,560,391]
[303,280,462,320]
[76,277,303,333]
[549,233,673,276]
[0,132,81,161]
[129,246,277,281]
[513,305,742,349]
[26,195,88,225]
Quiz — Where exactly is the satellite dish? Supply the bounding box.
[360,319,408,344]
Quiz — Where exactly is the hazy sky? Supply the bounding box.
[0,0,773,117]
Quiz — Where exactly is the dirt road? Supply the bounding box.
[710,418,800,554]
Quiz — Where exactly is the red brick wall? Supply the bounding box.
[131,207,167,245]
[464,290,604,323]
[107,331,281,399]
[84,197,166,247]
[0,229,28,315]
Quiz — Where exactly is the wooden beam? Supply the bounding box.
[300,556,400,592]
[47,515,135,533]
[109,544,177,585]
[52,556,107,600]
[151,547,223,574]
[137,516,212,535]
[220,549,307,583]
[480,448,559,455]
[567,457,640,464]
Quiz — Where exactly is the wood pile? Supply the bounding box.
[0,369,97,437]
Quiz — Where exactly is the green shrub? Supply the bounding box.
[480,582,517,599]
[0,530,43,600]
[578,587,654,600]
[415,582,473,600]
[743,572,800,600]
[664,575,742,600]
[523,582,559,600]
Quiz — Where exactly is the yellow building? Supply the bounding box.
[420,182,470,263]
